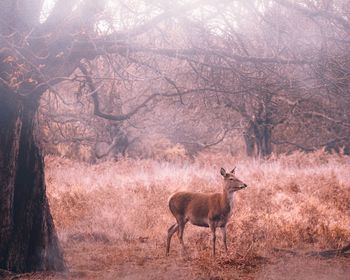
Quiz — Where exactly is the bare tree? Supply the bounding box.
[0,0,204,272]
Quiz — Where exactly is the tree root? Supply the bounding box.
[307,242,350,258]
[273,242,350,258]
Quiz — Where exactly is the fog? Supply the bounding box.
[1,0,349,278]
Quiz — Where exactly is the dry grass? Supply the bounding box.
[16,151,350,279]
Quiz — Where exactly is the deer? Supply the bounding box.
[166,167,247,257]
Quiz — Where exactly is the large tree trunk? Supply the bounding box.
[243,121,256,157]
[244,119,273,158]
[255,123,272,157]
[0,87,65,272]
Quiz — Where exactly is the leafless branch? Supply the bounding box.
[78,62,160,121]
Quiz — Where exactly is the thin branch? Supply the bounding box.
[108,1,203,39]
[274,0,350,32]
[305,111,350,128]
[273,137,350,152]
[78,63,159,121]
[272,140,316,152]
[95,136,119,159]
[69,42,311,66]
[180,129,228,149]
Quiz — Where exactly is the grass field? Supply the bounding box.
[10,151,350,279]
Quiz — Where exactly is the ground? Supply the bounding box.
[3,241,350,279]
[2,152,350,279]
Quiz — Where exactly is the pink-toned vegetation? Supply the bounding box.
[36,150,350,279]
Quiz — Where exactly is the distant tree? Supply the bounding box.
[36,0,350,161]
[180,0,350,157]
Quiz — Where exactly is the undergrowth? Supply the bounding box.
[46,150,350,261]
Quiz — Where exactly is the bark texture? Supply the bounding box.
[244,119,273,158]
[0,87,65,272]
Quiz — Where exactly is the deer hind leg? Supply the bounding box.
[177,218,188,253]
[166,223,179,256]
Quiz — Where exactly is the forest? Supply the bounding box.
[0,0,349,279]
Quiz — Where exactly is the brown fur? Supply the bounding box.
[166,167,247,256]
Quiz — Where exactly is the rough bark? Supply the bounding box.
[244,120,273,158]
[255,123,272,157]
[243,122,256,157]
[0,87,65,272]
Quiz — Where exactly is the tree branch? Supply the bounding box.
[274,0,350,32]
[180,129,228,150]
[68,41,311,66]
[78,63,159,121]
[272,139,316,152]
[106,1,203,39]
[273,137,350,152]
[304,111,350,128]
[94,136,119,159]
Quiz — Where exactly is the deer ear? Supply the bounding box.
[220,168,227,177]
[231,167,236,174]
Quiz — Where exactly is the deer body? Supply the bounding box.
[166,168,247,256]
[169,192,234,228]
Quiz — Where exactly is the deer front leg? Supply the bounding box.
[209,222,217,256]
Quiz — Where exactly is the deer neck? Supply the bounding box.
[222,187,234,211]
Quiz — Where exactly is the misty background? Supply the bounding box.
[30,0,350,162]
